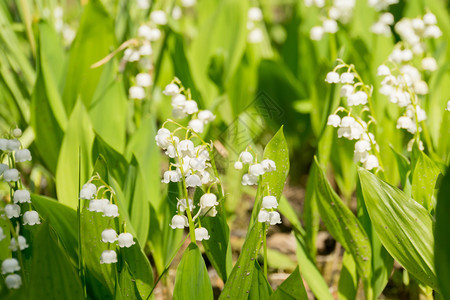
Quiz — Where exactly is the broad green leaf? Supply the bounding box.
[0,217,11,261]
[63,0,116,113]
[358,168,438,290]
[249,261,272,299]
[28,223,84,299]
[314,158,372,285]
[302,162,320,259]
[435,167,450,298]
[31,194,78,261]
[173,243,213,300]
[390,145,411,194]
[117,262,140,300]
[89,60,127,153]
[279,197,333,300]
[56,99,94,209]
[220,222,264,300]
[411,151,441,211]
[30,21,66,173]
[271,266,308,300]
[338,252,358,300]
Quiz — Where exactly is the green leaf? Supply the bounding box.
[56,99,94,209]
[338,252,358,300]
[117,262,141,300]
[390,145,411,194]
[314,158,372,285]
[271,266,308,300]
[28,223,84,299]
[249,261,272,299]
[411,151,441,211]
[358,168,438,290]
[31,194,78,261]
[220,222,264,300]
[63,0,116,113]
[89,60,127,153]
[173,243,213,300]
[435,167,450,298]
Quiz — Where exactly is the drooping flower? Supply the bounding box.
[15,149,32,162]
[170,215,188,229]
[1,258,20,274]
[262,196,278,209]
[118,233,136,248]
[239,151,253,164]
[100,250,118,264]
[103,204,119,218]
[88,199,109,213]
[3,169,20,182]
[327,114,341,127]
[80,183,97,200]
[5,274,22,289]
[5,204,20,219]
[13,190,31,204]
[325,72,340,83]
[136,73,152,87]
[195,227,210,241]
[23,211,41,226]
[261,159,276,172]
[101,229,118,243]
[268,211,282,225]
[9,236,28,251]
[200,193,218,209]
[163,83,180,96]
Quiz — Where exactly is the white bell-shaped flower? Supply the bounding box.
[171,94,186,108]
[248,7,263,22]
[200,171,212,185]
[269,211,282,225]
[0,163,8,175]
[100,250,117,264]
[7,140,20,151]
[327,114,341,127]
[170,215,188,229]
[364,155,379,170]
[88,199,109,213]
[325,71,340,83]
[261,159,276,172]
[12,128,22,137]
[129,86,145,99]
[234,161,243,170]
[198,110,216,124]
[249,163,265,176]
[186,174,202,187]
[5,274,22,289]
[181,0,196,7]
[162,170,181,183]
[188,119,204,133]
[323,19,338,33]
[139,43,152,56]
[5,204,20,219]
[354,140,371,153]
[80,183,97,200]
[163,83,180,96]
[200,193,218,209]
[354,150,369,163]
[9,236,28,251]
[136,73,152,87]
[242,174,258,186]
[262,196,278,209]
[310,26,324,41]
[155,128,172,150]
[177,198,194,212]
[178,140,195,157]
[103,204,119,218]
[183,100,198,115]
[23,211,41,226]
[195,227,210,241]
[2,258,20,274]
[118,233,136,248]
[13,190,31,204]
[340,72,354,84]
[189,158,206,171]
[258,210,270,223]
[15,149,32,163]
[3,169,20,182]
[239,151,253,164]
[101,229,118,243]
[138,24,152,39]
[165,144,177,158]
[150,10,167,25]
[377,64,390,76]
[340,85,354,97]
[201,206,218,217]
[421,57,437,72]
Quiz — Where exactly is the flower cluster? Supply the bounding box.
[162,79,215,133]
[257,196,282,226]
[43,6,76,46]
[247,7,264,44]
[158,79,220,242]
[80,175,135,264]
[307,0,356,41]
[325,62,381,171]
[0,127,39,290]
[368,0,398,11]
[234,150,276,186]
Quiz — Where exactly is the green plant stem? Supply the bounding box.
[8,221,25,281]
[263,223,268,279]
